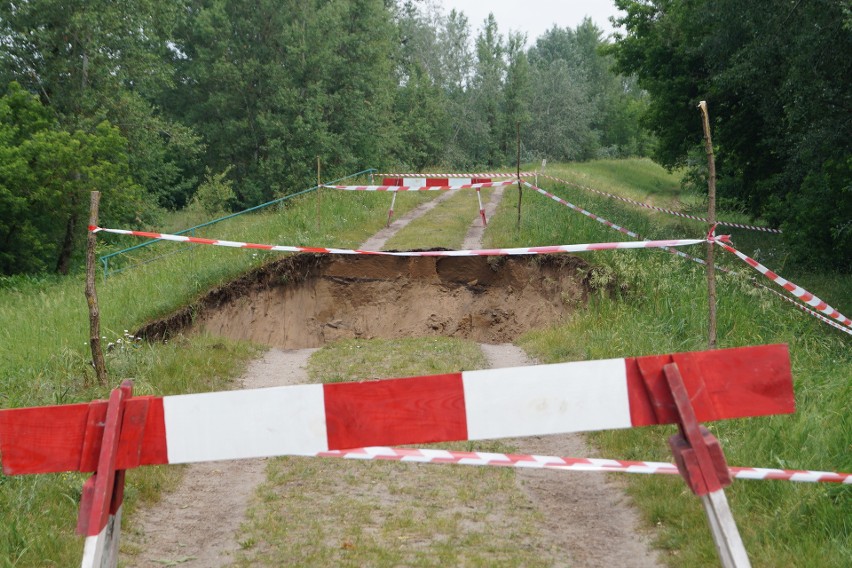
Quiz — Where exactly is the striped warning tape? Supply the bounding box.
[373,172,535,178]
[89,226,707,257]
[522,181,712,268]
[753,282,852,336]
[539,174,783,234]
[524,182,850,336]
[318,447,852,485]
[711,236,852,329]
[323,181,516,191]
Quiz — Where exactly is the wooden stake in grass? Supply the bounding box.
[699,101,718,349]
[516,121,522,230]
[86,191,108,386]
[316,156,322,230]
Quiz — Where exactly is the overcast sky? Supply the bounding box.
[441,0,624,42]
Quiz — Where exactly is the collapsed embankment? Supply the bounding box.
[135,252,596,348]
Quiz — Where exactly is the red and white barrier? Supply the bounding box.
[0,344,793,476]
[89,226,708,257]
[317,447,852,485]
[374,172,535,179]
[539,174,783,234]
[0,344,796,568]
[323,180,515,191]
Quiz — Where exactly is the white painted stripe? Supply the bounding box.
[402,177,427,187]
[80,525,108,568]
[462,359,632,440]
[163,384,328,463]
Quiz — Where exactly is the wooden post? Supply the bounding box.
[316,156,322,228]
[86,191,108,386]
[516,121,522,229]
[698,101,718,349]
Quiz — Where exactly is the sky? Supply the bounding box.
[440,1,625,42]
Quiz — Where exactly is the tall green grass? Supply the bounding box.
[486,161,851,566]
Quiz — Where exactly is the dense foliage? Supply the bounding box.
[3,0,848,274]
[0,0,645,275]
[610,0,852,271]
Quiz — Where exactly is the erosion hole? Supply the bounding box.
[136,253,594,348]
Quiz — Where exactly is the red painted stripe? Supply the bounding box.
[0,402,92,475]
[626,344,794,427]
[471,178,491,184]
[426,178,449,186]
[382,177,403,186]
[323,373,467,450]
[135,397,168,468]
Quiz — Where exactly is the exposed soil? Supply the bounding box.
[190,254,590,348]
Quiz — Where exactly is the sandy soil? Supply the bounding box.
[124,186,662,567]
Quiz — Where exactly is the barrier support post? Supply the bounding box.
[662,363,750,568]
[387,192,397,227]
[476,187,487,227]
[76,380,135,568]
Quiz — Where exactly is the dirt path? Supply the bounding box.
[124,186,662,567]
[481,344,662,567]
[124,349,318,567]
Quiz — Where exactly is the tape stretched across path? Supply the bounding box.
[323,180,515,191]
[319,447,852,485]
[89,226,706,256]
[0,344,793,476]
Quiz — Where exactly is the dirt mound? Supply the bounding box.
[136,253,593,348]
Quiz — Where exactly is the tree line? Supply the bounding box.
[3,1,847,276]
[610,0,851,271]
[0,0,647,276]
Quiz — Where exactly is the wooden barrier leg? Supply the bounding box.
[662,363,751,568]
[387,192,397,227]
[78,381,133,568]
[701,490,751,568]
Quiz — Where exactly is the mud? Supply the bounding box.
[137,254,593,349]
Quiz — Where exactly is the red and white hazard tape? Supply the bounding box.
[523,181,713,268]
[374,172,534,179]
[754,283,852,336]
[317,447,852,485]
[711,237,852,330]
[323,181,515,191]
[539,174,783,234]
[0,345,793,476]
[525,182,850,336]
[90,226,707,257]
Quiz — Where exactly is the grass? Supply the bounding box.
[233,338,558,567]
[382,187,493,250]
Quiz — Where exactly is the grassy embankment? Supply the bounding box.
[0,182,438,566]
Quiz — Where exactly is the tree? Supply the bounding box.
[611,0,852,270]
[470,14,506,166]
[0,0,201,209]
[0,83,147,275]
